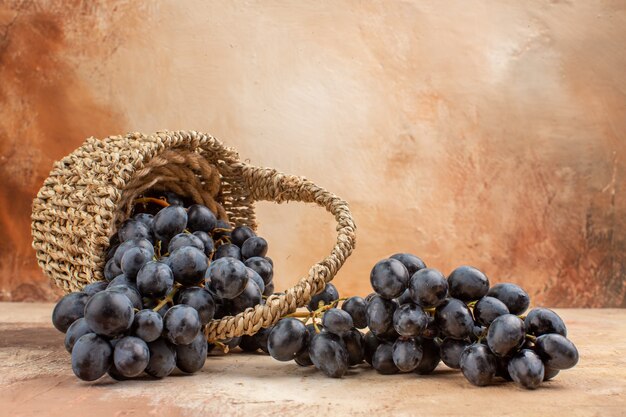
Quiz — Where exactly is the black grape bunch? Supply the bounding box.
[263,253,579,390]
[52,191,275,381]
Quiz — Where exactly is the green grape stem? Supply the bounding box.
[152,285,181,312]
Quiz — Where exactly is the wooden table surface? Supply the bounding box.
[0,303,624,417]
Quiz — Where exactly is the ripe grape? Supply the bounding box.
[82,281,108,296]
[71,333,112,381]
[152,205,188,243]
[113,238,154,267]
[132,309,163,342]
[167,233,204,253]
[366,295,397,338]
[414,337,441,375]
[231,278,263,312]
[241,236,268,259]
[460,344,497,386]
[322,308,354,337]
[435,298,474,340]
[408,268,448,308]
[186,204,217,233]
[113,336,150,377]
[193,231,215,257]
[107,285,143,310]
[206,257,249,299]
[107,274,136,290]
[309,332,349,378]
[133,213,154,229]
[447,265,489,301]
[137,261,174,298]
[214,243,242,260]
[246,267,265,294]
[372,342,399,375]
[52,292,89,333]
[534,333,579,370]
[524,308,567,337]
[163,305,202,345]
[176,332,208,373]
[363,331,380,365]
[118,219,152,242]
[84,291,135,337]
[145,338,177,378]
[473,296,509,326]
[390,253,427,276]
[487,283,530,315]
[120,246,153,280]
[341,296,367,329]
[104,258,122,281]
[168,246,208,286]
[440,338,470,369]
[244,257,274,284]
[231,225,256,247]
[487,314,525,357]
[64,318,93,353]
[370,258,409,299]
[392,338,423,372]
[507,349,544,389]
[177,286,215,325]
[544,366,560,381]
[308,283,339,311]
[267,318,308,361]
[342,328,365,366]
[263,281,275,297]
[393,303,428,337]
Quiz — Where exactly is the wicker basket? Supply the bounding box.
[31,130,356,341]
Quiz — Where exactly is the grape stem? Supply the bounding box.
[133,197,170,207]
[152,285,181,312]
[525,334,537,342]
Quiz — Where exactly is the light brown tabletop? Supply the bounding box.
[0,302,623,417]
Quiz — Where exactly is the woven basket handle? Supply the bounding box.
[204,163,356,341]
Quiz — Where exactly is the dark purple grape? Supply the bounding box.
[508,349,544,389]
[107,363,129,381]
[294,323,321,367]
[372,342,399,374]
[132,309,163,342]
[363,331,380,365]
[460,343,497,386]
[214,243,242,260]
[415,337,441,374]
[440,338,470,369]
[133,213,154,229]
[435,298,474,340]
[177,286,215,325]
[525,308,567,337]
[474,296,509,326]
[113,238,154,267]
[231,278,263,312]
[447,266,490,302]
[104,258,122,281]
[263,281,275,297]
[534,334,579,370]
[113,336,150,377]
[409,268,448,308]
[496,356,512,380]
[487,314,525,357]
[168,246,208,286]
[244,257,273,285]
[252,327,271,354]
[342,328,364,366]
[83,281,108,296]
[163,305,202,345]
[84,291,134,337]
[176,332,208,373]
[246,267,265,294]
[342,296,367,329]
[193,231,215,257]
[187,204,217,233]
[168,233,204,253]
[107,285,143,310]
[162,191,184,206]
[137,261,174,298]
[267,318,308,361]
[120,246,153,280]
[71,333,112,381]
[105,242,119,263]
[366,295,397,338]
[107,274,137,290]
[241,236,268,259]
[487,283,530,315]
[322,308,354,337]
[206,257,249,299]
[393,303,428,337]
[395,289,412,305]
[392,338,423,372]
[370,258,409,299]
[240,335,261,353]
[145,338,177,378]
[308,283,339,311]
[64,318,93,353]
[118,219,152,242]
[544,366,560,381]
[153,205,188,243]
[390,253,426,276]
[231,225,256,247]
[309,332,349,378]
[52,292,88,333]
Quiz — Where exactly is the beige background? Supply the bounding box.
[1,0,625,306]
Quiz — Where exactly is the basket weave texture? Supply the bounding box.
[31,130,356,341]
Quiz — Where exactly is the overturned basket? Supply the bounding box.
[31,130,356,341]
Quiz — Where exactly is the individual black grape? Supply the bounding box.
[240,334,261,353]
[434,298,474,340]
[113,238,154,267]
[84,290,135,337]
[187,204,217,233]
[363,331,380,365]
[309,332,349,378]
[366,294,397,338]
[83,281,108,296]
[393,303,428,337]
[246,267,265,293]
[137,261,174,298]
[132,309,163,342]
[134,213,154,229]
[152,205,188,243]
[107,274,137,290]
[52,292,89,333]
[252,327,272,354]
[487,283,530,315]
[395,289,412,305]
[167,233,205,253]
[231,225,256,247]
[370,258,409,299]
[267,318,308,361]
[107,363,129,381]
[161,191,185,206]
[206,257,249,299]
[120,246,153,280]
[177,286,215,325]
[544,366,560,381]
[214,243,242,260]
[193,231,215,257]
[308,283,340,311]
[322,308,354,337]
[231,278,263,312]
[118,219,152,242]
[447,265,490,302]
[534,333,579,370]
[104,258,122,281]
[106,242,119,263]
[107,285,143,310]
[113,336,150,377]
[294,323,321,367]
[176,332,208,373]
[244,257,274,285]
[241,236,268,259]
[163,305,202,345]
[409,268,448,308]
[145,338,177,378]
[168,246,208,286]
[473,296,510,326]
[392,338,423,372]
[508,349,544,389]
[487,314,525,357]
[342,296,367,329]
[524,308,567,337]
[64,318,93,353]
[390,253,427,276]
[263,281,275,297]
[496,356,512,381]
[71,333,113,381]
[414,337,441,374]
[459,343,497,386]
[372,342,399,375]
[440,338,470,369]
[342,328,364,366]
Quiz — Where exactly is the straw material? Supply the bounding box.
[31,130,356,341]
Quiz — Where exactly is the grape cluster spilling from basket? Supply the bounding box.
[52,192,275,381]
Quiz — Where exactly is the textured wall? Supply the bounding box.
[1,0,625,306]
